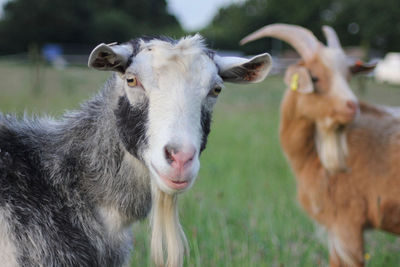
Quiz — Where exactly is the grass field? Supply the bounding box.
[1,61,400,266]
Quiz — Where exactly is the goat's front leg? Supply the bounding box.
[328,225,364,267]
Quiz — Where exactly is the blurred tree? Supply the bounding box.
[201,0,400,56]
[0,0,183,55]
[332,0,400,54]
[201,0,331,54]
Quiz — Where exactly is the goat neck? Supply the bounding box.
[279,90,319,172]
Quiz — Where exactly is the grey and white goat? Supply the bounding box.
[0,35,271,267]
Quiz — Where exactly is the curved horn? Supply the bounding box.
[322,25,343,50]
[240,23,322,61]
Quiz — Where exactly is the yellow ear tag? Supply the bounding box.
[290,73,299,91]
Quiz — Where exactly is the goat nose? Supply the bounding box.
[164,144,196,169]
[346,100,358,115]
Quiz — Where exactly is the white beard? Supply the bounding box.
[150,183,188,267]
[315,122,348,173]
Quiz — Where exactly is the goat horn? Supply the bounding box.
[322,25,343,50]
[240,23,321,62]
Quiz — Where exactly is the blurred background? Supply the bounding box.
[1,0,400,61]
[0,0,399,266]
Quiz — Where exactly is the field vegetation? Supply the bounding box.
[1,61,399,266]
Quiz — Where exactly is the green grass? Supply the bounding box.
[0,61,399,266]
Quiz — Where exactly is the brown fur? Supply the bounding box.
[241,23,399,266]
[281,81,400,266]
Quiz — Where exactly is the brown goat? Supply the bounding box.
[241,24,400,267]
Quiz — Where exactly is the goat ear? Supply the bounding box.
[88,43,132,73]
[284,65,314,94]
[214,53,272,83]
[349,60,376,75]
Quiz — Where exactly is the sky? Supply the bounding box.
[167,0,246,31]
[0,0,244,31]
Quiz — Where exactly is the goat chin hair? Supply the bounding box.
[150,185,188,267]
[315,124,348,173]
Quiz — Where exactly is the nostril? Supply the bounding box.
[164,144,196,167]
[164,146,175,165]
[184,153,194,167]
[346,101,357,113]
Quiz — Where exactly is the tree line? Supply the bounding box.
[201,0,400,56]
[0,0,183,55]
[0,0,399,56]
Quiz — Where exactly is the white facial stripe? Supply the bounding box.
[320,48,348,75]
[320,48,357,103]
[124,36,219,193]
[331,74,357,103]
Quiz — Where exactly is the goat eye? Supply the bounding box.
[209,86,222,97]
[126,77,138,87]
[311,76,319,83]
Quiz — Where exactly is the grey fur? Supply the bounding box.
[0,76,154,266]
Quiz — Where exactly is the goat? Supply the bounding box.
[0,35,272,267]
[241,24,400,267]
